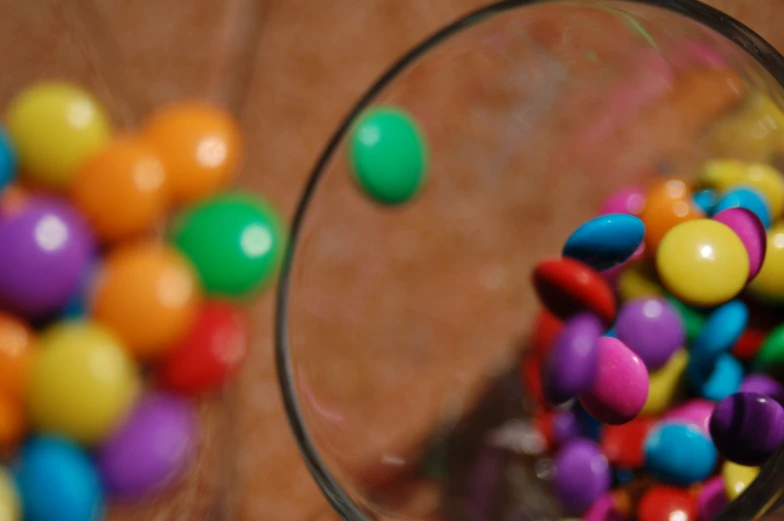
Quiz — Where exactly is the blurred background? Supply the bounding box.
[0,1,782,520]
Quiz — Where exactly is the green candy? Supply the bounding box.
[755,323,784,371]
[171,193,286,298]
[349,106,428,205]
[666,294,706,344]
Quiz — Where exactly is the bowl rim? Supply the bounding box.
[274,1,784,520]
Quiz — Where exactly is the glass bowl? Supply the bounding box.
[276,1,784,520]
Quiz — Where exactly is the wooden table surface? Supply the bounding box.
[1,1,783,520]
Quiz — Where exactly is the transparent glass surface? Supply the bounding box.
[276,1,784,520]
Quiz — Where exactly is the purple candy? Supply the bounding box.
[542,313,603,406]
[740,374,784,403]
[584,494,625,521]
[713,207,766,281]
[599,186,645,216]
[697,476,728,521]
[551,410,581,447]
[0,197,93,319]
[615,297,684,370]
[663,399,714,437]
[710,392,784,466]
[97,393,197,499]
[553,438,611,515]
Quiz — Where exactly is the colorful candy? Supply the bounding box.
[157,301,248,395]
[97,393,196,498]
[0,468,20,521]
[562,214,645,271]
[656,219,749,307]
[0,312,35,400]
[644,423,717,486]
[532,258,616,324]
[689,300,747,375]
[639,178,702,251]
[712,208,766,281]
[697,476,728,521]
[171,193,286,298]
[615,297,684,370]
[15,437,104,521]
[0,197,94,319]
[141,101,243,204]
[0,128,16,191]
[92,242,201,359]
[642,349,688,415]
[70,138,167,242]
[713,186,772,228]
[709,392,784,466]
[27,321,140,444]
[5,83,111,189]
[348,106,429,205]
[748,221,784,301]
[721,461,759,500]
[542,313,602,405]
[637,486,696,521]
[578,337,649,425]
[599,186,645,216]
[552,438,611,515]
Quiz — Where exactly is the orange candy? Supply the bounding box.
[71,138,167,241]
[92,241,201,359]
[640,178,703,250]
[0,393,25,454]
[142,101,242,204]
[0,312,35,400]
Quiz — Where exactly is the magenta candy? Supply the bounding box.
[579,337,649,425]
[584,494,626,521]
[662,399,715,437]
[97,393,197,499]
[698,476,728,521]
[713,207,766,281]
[615,297,684,370]
[601,242,645,285]
[599,186,646,216]
[0,197,94,319]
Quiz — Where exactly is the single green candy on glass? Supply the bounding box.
[755,323,784,371]
[171,193,286,298]
[666,294,706,343]
[349,106,428,205]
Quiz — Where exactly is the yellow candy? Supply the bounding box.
[0,468,19,521]
[749,222,784,302]
[5,82,111,189]
[705,92,784,161]
[617,262,664,303]
[698,159,784,219]
[642,349,688,415]
[657,219,749,307]
[722,461,760,500]
[28,321,140,445]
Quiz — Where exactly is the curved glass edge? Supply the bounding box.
[274,1,784,520]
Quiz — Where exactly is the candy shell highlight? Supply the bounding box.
[722,461,759,501]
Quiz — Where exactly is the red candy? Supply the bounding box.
[532,309,563,358]
[637,486,697,521]
[532,258,617,324]
[520,355,546,407]
[732,327,766,361]
[601,417,655,469]
[157,301,248,396]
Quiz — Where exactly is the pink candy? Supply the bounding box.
[600,186,646,216]
[713,207,767,281]
[579,337,649,425]
[662,399,715,437]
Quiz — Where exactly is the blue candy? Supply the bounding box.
[688,353,744,402]
[690,300,748,373]
[693,189,717,215]
[0,128,16,192]
[713,186,772,228]
[15,437,104,521]
[644,423,717,486]
[562,214,645,271]
[61,259,99,319]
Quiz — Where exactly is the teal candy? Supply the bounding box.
[713,186,772,228]
[349,106,428,205]
[15,436,104,521]
[690,300,748,373]
[693,189,717,214]
[562,214,645,271]
[644,423,717,486]
[688,353,744,402]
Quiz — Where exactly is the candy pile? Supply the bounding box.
[0,82,284,521]
[525,155,784,519]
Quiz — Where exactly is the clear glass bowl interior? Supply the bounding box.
[277,1,784,520]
